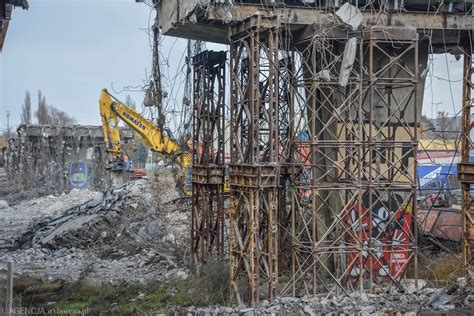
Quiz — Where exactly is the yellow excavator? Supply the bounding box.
[99,88,192,190]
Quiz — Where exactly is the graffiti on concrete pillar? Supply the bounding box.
[343,190,414,281]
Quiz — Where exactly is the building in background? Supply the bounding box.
[418,139,460,164]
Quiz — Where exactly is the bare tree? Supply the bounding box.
[48,106,77,126]
[20,90,32,124]
[35,90,49,124]
[436,111,453,142]
[35,90,77,125]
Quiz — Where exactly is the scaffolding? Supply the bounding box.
[223,17,422,304]
[187,8,473,308]
[457,34,473,275]
[228,16,287,304]
[284,26,420,297]
[191,50,227,263]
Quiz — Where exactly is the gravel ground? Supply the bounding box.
[1,246,188,285]
[185,276,474,315]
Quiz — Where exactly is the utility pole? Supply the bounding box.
[6,110,10,139]
[151,4,164,130]
[142,1,164,130]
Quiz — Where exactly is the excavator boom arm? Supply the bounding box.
[99,90,122,156]
[99,89,191,172]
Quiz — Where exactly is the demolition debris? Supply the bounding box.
[0,174,190,285]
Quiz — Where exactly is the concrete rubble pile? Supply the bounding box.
[1,172,473,313]
[0,188,95,250]
[425,275,474,311]
[22,176,190,258]
[0,175,190,284]
[0,165,472,312]
[24,182,148,252]
[187,277,474,315]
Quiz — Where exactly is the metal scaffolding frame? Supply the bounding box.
[191,50,227,264]
[224,19,421,304]
[228,16,291,305]
[283,27,419,297]
[189,14,472,307]
[457,32,473,274]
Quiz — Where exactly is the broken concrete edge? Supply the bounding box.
[339,37,358,87]
[335,2,364,31]
[15,124,135,140]
[159,1,473,47]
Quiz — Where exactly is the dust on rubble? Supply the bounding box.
[0,170,190,285]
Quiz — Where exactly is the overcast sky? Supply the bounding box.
[0,0,464,133]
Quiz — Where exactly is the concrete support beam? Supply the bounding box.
[159,2,473,46]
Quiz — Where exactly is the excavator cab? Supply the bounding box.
[107,155,130,172]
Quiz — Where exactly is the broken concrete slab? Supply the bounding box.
[335,3,363,31]
[0,189,95,250]
[0,172,191,285]
[16,175,186,258]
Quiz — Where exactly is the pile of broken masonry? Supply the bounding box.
[0,174,190,285]
[0,172,473,314]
